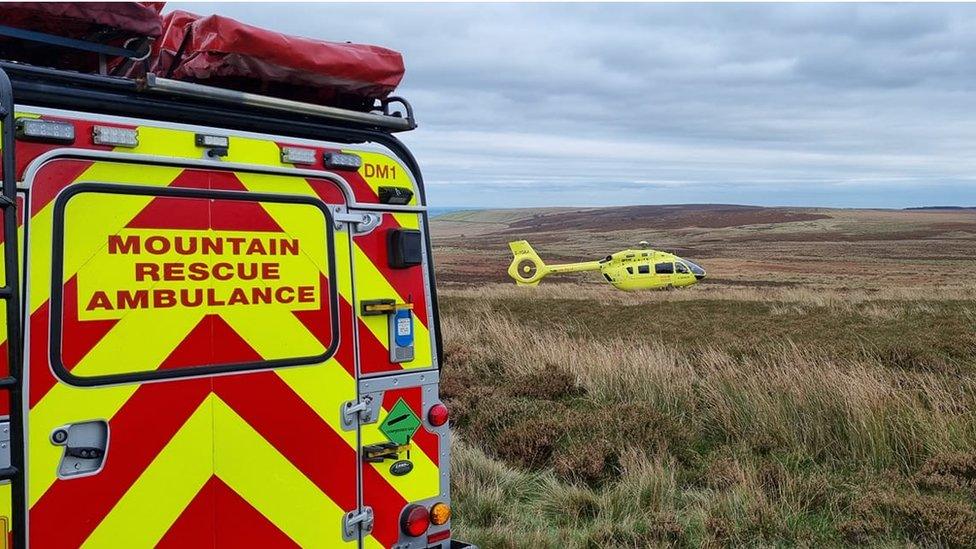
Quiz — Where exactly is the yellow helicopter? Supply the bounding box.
[507,240,706,291]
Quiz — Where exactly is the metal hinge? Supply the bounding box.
[342,507,374,541]
[340,396,380,431]
[332,207,382,234]
[0,421,9,470]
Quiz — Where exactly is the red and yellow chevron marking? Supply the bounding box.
[22,155,440,547]
[7,111,419,206]
[232,171,434,375]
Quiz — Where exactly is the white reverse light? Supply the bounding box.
[16,118,75,143]
[324,152,362,171]
[281,146,316,165]
[195,134,230,148]
[92,126,139,148]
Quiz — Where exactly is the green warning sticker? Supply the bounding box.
[379,398,422,446]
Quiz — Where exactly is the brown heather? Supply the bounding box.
[444,303,976,546]
[433,206,976,547]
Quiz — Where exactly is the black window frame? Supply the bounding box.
[655,262,674,274]
[637,264,650,274]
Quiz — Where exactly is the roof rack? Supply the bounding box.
[0,24,150,60]
[139,74,416,132]
[0,23,152,77]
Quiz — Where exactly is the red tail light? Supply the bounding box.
[401,504,430,537]
[428,403,449,427]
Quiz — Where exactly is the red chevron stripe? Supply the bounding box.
[28,302,55,408]
[158,475,299,548]
[341,165,381,204]
[155,474,216,548]
[357,317,399,376]
[0,378,9,415]
[293,274,352,377]
[30,277,118,408]
[213,475,300,548]
[159,314,262,371]
[363,461,408,548]
[60,276,119,370]
[305,177,346,205]
[25,158,99,216]
[126,169,285,233]
[214,371,357,513]
[29,378,212,548]
[354,215,429,330]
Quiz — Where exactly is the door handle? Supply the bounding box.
[51,420,108,478]
[64,446,105,460]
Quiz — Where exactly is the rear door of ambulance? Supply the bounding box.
[23,151,363,547]
[347,154,453,548]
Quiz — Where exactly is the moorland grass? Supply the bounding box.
[441,288,976,547]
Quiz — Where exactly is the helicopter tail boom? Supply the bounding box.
[508,240,602,285]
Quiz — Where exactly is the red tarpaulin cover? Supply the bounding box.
[154,10,405,108]
[0,2,163,71]
[0,2,163,39]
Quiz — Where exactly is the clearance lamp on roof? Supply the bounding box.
[92,126,139,147]
[16,118,75,143]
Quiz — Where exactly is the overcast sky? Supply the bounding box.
[170,3,976,208]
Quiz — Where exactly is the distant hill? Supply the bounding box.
[433,204,830,232]
[904,206,976,211]
[428,207,482,218]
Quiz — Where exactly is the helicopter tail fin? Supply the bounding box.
[508,240,549,286]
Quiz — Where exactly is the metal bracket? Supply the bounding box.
[340,396,380,431]
[342,507,374,542]
[0,421,9,470]
[332,207,382,234]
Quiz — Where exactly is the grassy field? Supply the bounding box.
[431,205,976,547]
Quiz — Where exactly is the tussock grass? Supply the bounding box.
[443,295,976,546]
[440,282,976,306]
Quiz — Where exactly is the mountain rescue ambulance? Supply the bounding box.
[0,4,470,548]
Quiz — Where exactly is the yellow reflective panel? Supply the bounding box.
[81,397,214,548]
[351,151,417,205]
[213,396,354,547]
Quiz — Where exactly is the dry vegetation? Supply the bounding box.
[432,205,976,547]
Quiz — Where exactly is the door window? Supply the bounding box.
[51,183,339,385]
[655,262,674,274]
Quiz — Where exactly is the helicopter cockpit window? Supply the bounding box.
[685,260,706,276]
[637,265,650,274]
[655,262,674,274]
[676,262,689,274]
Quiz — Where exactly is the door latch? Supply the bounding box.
[342,507,374,541]
[332,208,381,234]
[363,441,411,463]
[340,396,381,431]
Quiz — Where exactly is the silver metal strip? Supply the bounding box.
[144,75,415,132]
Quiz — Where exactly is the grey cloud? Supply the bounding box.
[168,3,976,208]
